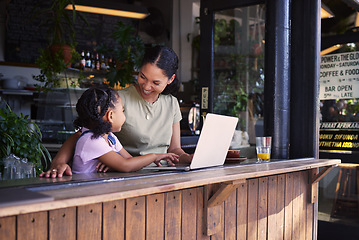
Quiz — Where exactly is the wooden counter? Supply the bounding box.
[0,158,340,239]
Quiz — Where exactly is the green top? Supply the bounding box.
[115,85,182,156]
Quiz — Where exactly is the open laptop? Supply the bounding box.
[143,113,238,171]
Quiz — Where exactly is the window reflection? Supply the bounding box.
[213,5,265,147]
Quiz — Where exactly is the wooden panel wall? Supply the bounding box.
[0,171,314,240]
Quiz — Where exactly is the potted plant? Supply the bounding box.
[98,21,145,87]
[0,102,51,176]
[32,0,85,90]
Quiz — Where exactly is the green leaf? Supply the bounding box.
[0,101,52,172]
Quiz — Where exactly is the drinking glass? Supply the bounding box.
[256,136,272,163]
[2,154,19,180]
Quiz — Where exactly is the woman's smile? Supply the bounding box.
[136,63,173,103]
[142,89,153,95]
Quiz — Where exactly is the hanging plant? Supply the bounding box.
[32,0,88,91]
[97,21,145,87]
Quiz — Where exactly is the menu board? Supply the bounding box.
[320,51,359,100]
[319,122,359,152]
[5,0,134,63]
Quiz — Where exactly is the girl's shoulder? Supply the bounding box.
[77,131,100,144]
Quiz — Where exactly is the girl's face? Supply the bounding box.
[136,63,175,103]
[109,96,126,132]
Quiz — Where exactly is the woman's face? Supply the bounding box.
[136,63,175,103]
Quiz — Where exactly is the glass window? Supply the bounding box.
[319,43,359,231]
[213,5,265,147]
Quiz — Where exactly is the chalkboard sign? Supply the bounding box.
[5,0,136,64]
[319,122,359,152]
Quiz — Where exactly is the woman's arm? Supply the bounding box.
[167,122,193,164]
[39,131,81,178]
[98,151,179,173]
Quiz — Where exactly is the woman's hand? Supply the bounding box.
[154,153,179,166]
[178,153,193,164]
[39,163,72,178]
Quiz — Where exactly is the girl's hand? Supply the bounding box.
[39,163,72,178]
[96,162,111,172]
[154,153,179,166]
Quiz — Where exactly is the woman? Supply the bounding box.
[40,45,192,178]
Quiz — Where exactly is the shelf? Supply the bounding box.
[0,61,38,68]
[0,89,35,96]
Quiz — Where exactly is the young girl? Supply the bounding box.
[71,87,179,173]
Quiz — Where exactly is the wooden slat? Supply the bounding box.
[258,177,268,240]
[300,171,308,240]
[17,211,48,240]
[247,178,258,240]
[298,171,308,240]
[165,191,181,240]
[77,203,102,240]
[284,173,293,240]
[224,189,237,240]
[196,187,210,240]
[126,196,145,240]
[103,200,125,240]
[204,184,222,236]
[207,180,244,207]
[311,165,336,184]
[237,181,248,240]
[146,194,165,240]
[211,192,225,240]
[292,172,301,240]
[0,216,16,240]
[49,207,76,240]
[182,188,198,240]
[267,175,277,239]
[310,168,319,203]
[276,174,285,240]
[305,171,313,240]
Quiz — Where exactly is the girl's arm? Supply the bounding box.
[39,131,81,178]
[97,151,179,173]
[96,147,132,172]
[167,122,193,164]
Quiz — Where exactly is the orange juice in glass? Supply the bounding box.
[256,137,272,162]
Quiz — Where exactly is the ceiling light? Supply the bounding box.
[355,12,359,27]
[321,3,334,19]
[321,44,343,56]
[65,0,149,19]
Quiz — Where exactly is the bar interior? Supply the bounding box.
[1,0,359,239]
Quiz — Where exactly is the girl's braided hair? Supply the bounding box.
[74,87,118,139]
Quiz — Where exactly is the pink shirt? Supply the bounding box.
[72,129,123,174]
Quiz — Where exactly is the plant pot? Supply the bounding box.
[50,44,73,68]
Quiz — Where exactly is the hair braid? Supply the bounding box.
[74,87,119,139]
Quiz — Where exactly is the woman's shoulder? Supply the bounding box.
[159,94,180,107]
[118,85,139,102]
[160,93,178,101]
[118,85,135,95]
